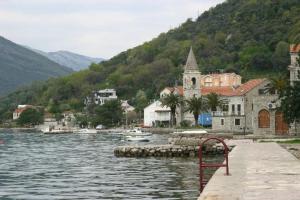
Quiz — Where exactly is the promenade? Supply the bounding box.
[198,142,300,200]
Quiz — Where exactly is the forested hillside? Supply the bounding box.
[0,36,73,95]
[0,0,299,120]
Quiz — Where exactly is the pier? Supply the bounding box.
[198,142,300,200]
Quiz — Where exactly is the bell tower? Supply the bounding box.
[183,47,201,99]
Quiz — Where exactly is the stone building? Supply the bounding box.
[160,47,291,135]
[288,44,300,86]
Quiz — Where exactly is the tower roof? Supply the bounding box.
[185,47,199,71]
[290,44,300,53]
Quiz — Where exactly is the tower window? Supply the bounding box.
[192,77,196,86]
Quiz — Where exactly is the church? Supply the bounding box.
[159,44,300,135]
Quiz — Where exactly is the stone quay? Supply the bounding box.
[114,136,235,158]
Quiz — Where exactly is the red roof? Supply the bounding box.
[290,44,300,53]
[165,79,265,97]
[201,86,235,96]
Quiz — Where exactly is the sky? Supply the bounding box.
[0,0,225,58]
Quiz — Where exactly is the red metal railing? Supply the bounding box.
[198,137,229,192]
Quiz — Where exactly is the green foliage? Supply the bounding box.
[161,93,183,127]
[93,100,123,127]
[280,82,300,125]
[205,93,225,111]
[17,108,44,126]
[0,0,299,121]
[134,90,149,113]
[185,96,207,126]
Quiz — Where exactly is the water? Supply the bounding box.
[0,132,221,200]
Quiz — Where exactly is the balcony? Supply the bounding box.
[211,111,243,116]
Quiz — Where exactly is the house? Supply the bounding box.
[85,89,117,106]
[13,105,33,120]
[160,46,291,135]
[144,100,171,127]
[121,100,135,113]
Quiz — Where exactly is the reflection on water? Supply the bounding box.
[0,132,221,200]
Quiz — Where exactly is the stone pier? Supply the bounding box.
[198,142,300,200]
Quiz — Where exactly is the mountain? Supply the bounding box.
[0,36,73,95]
[0,0,299,119]
[28,48,104,71]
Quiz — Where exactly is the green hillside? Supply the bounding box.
[0,36,73,95]
[0,0,299,120]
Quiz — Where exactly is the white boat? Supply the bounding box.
[74,129,98,134]
[43,129,73,134]
[123,127,152,136]
[173,130,208,134]
[125,135,150,142]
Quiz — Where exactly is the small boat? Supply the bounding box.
[43,129,73,134]
[172,130,208,134]
[125,135,150,142]
[123,127,152,136]
[74,129,98,134]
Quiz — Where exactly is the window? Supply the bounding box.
[221,118,224,125]
[252,103,253,111]
[235,119,240,126]
[232,104,235,114]
[237,104,241,115]
[223,104,229,111]
[258,89,265,95]
[192,77,196,86]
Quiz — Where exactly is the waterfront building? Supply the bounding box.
[85,89,117,106]
[160,47,294,135]
[143,100,171,127]
[13,105,34,120]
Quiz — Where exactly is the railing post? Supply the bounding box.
[199,137,230,192]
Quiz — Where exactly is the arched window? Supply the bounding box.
[192,77,196,86]
[258,109,270,128]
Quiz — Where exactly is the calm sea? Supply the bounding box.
[0,132,219,200]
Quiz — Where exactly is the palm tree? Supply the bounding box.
[161,93,182,127]
[266,76,288,96]
[185,96,207,126]
[206,93,225,112]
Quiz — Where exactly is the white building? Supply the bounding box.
[144,100,171,127]
[85,89,117,106]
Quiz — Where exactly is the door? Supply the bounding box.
[275,111,289,135]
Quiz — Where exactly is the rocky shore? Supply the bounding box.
[114,136,235,158]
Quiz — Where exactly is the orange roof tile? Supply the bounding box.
[175,86,183,96]
[171,79,265,97]
[201,86,235,96]
[290,44,300,53]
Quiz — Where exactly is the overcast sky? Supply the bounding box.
[0,0,225,58]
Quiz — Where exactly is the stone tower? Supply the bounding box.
[183,47,201,99]
[288,44,300,86]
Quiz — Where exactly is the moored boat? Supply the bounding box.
[74,128,98,134]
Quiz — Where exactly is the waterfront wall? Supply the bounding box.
[114,142,234,158]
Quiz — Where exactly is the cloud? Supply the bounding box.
[0,0,225,58]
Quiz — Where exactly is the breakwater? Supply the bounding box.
[114,136,235,157]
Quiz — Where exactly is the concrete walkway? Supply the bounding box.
[198,142,300,200]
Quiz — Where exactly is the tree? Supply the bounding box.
[94,100,123,127]
[17,108,44,126]
[161,93,182,127]
[134,90,149,123]
[185,96,207,126]
[280,57,300,134]
[266,76,288,96]
[206,93,224,111]
[280,82,300,134]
